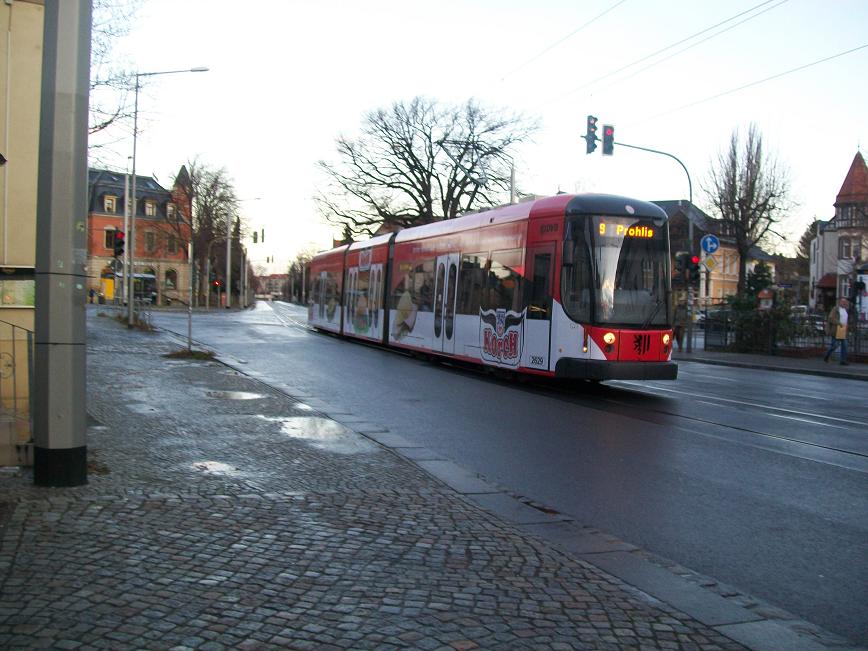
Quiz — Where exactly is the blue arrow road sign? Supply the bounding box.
[701,234,720,254]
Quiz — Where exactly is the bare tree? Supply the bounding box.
[171,159,240,301]
[705,124,792,294]
[316,97,538,237]
[89,0,140,154]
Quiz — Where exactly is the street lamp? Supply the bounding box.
[128,66,208,326]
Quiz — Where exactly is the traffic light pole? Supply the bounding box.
[613,140,695,352]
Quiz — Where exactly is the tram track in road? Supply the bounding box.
[261,302,868,470]
[578,380,868,472]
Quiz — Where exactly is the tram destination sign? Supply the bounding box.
[598,222,657,239]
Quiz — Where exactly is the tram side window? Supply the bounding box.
[414,260,435,312]
[458,253,487,315]
[525,252,552,320]
[391,259,435,313]
[484,249,522,313]
[561,224,592,323]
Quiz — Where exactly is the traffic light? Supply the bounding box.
[113,230,125,258]
[602,125,614,155]
[585,115,598,154]
[688,254,702,283]
[675,251,689,277]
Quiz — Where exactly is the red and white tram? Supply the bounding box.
[308,193,677,381]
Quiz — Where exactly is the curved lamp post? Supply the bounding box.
[128,66,208,325]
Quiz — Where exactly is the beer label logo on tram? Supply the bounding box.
[479,308,524,367]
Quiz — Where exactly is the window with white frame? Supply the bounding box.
[165,269,177,289]
[167,234,177,254]
[104,229,117,250]
[839,237,852,259]
[167,203,176,220]
[839,275,851,298]
[145,231,157,253]
[144,201,156,217]
[104,195,117,213]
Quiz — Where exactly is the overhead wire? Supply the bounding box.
[542,0,783,107]
[500,0,628,82]
[591,0,789,96]
[635,43,868,124]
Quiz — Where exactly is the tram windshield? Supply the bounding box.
[561,215,670,326]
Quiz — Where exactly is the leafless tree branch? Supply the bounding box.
[316,97,538,237]
[704,123,793,294]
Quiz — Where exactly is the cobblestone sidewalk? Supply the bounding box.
[0,315,750,650]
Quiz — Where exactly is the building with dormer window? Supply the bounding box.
[87,167,192,305]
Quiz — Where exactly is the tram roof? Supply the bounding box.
[393,198,537,244]
[311,244,349,262]
[329,193,669,255]
[392,193,667,245]
[346,232,395,251]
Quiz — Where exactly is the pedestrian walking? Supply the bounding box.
[824,297,850,365]
[88,287,95,304]
[673,301,687,351]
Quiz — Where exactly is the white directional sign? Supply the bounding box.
[701,234,720,254]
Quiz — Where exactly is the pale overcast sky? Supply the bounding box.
[95,0,868,271]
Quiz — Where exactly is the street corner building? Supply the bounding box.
[87,167,193,307]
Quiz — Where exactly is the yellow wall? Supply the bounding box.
[1,0,43,275]
[0,0,43,464]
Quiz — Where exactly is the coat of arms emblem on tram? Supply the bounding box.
[479,308,525,366]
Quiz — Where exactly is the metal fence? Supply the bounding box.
[103,297,153,329]
[0,319,34,465]
[702,308,868,358]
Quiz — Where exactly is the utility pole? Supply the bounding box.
[34,0,90,486]
[225,217,232,308]
[612,140,695,353]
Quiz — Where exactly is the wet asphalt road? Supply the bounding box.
[150,301,868,646]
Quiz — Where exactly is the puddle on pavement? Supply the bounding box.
[257,416,377,454]
[191,460,238,475]
[206,390,264,400]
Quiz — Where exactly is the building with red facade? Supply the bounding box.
[87,167,192,305]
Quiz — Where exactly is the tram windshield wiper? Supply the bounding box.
[641,299,662,329]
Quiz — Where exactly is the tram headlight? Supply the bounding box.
[603,332,616,345]
[662,333,671,345]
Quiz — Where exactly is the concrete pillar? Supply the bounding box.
[33,0,90,486]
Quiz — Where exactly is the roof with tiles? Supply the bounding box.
[835,152,868,205]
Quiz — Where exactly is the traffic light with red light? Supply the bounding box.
[585,115,598,154]
[688,254,702,283]
[113,230,125,258]
[602,125,614,155]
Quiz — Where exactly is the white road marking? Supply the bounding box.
[768,413,848,430]
[614,381,868,428]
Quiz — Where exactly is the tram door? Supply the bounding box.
[525,244,555,370]
[370,264,383,335]
[433,254,459,354]
[345,267,358,332]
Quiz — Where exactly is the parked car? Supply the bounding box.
[696,306,727,329]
